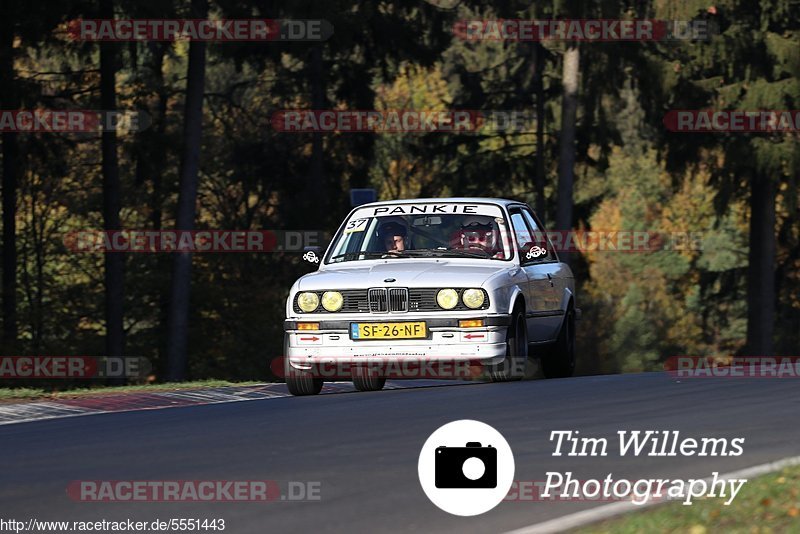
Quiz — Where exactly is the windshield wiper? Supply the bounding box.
[399,248,492,259]
[329,248,493,262]
[387,249,441,257]
[432,249,492,258]
[328,251,391,262]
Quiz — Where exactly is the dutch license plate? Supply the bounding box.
[350,322,427,340]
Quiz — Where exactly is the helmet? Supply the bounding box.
[460,216,498,250]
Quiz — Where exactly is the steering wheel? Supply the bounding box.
[464,244,492,256]
[381,250,405,258]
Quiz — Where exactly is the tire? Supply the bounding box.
[352,366,386,392]
[284,335,323,396]
[541,306,576,379]
[488,308,527,382]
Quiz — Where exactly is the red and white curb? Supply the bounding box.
[0,380,477,426]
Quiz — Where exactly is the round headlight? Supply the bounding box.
[297,292,320,312]
[462,288,485,309]
[436,289,459,310]
[321,291,343,312]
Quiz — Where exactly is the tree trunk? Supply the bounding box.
[148,42,167,231]
[307,45,325,225]
[556,43,579,238]
[0,20,18,352]
[166,0,208,381]
[99,0,124,365]
[532,43,546,223]
[745,173,776,355]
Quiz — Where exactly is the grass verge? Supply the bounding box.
[579,464,800,533]
[0,380,266,403]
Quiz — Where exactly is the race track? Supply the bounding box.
[1,373,798,533]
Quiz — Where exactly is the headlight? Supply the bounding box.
[297,292,320,312]
[462,288,485,309]
[436,289,459,310]
[321,291,343,312]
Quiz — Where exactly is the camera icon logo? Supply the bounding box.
[418,420,515,516]
[435,442,497,489]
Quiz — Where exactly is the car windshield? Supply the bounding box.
[325,202,513,263]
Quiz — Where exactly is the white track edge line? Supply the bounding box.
[504,454,800,534]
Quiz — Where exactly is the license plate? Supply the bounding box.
[350,322,427,340]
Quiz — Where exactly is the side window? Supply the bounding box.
[509,210,533,261]
[330,218,377,258]
[520,209,555,262]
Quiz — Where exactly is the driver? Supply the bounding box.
[459,216,503,258]
[378,221,408,253]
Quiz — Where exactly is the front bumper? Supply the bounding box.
[284,314,511,369]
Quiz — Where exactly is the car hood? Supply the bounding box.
[296,260,509,290]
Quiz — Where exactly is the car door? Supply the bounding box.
[526,209,575,301]
[508,206,562,342]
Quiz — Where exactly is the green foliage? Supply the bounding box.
[2,0,798,384]
[582,144,749,372]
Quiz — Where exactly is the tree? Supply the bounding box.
[635,2,799,356]
[746,174,776,355]
[555,42,579,237]
[0,12,19,352]
[99,0,125,364]
[306,44,326,226]
[166,0,208,381]
[532,43,548,221]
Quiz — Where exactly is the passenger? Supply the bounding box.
[459,216,503,258]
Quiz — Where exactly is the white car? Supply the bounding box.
[283,198,577,395]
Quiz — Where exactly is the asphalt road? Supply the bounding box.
[1,373,799,533]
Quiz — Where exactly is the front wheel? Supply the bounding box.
[541,307,576,379]
[285,366,324,396]
[283,335,323,396]
[352,366,386,392]
[488,309,527,382]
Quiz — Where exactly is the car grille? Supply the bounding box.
[369,288,408,312]
[368,288,388,312]
[295,288,489,313]
[342,290,370,312]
